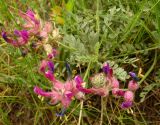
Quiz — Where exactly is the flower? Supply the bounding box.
[2,30,29,47]
[128,80,139,91]
[124,91,134,102]
[40,22,52,38]
[34,79,84,108]
[128,72,139,91]
[112,88,125,97]
[34,60,84,109]
[121,101,133,109]
[19,9,40,35]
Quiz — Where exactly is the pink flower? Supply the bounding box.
[35,60,84,108]
[34,79,84,108]
[124,91,134,102]
[2,30,29,47]
[19,9,40,35]
[40,22,52,38]
[47,48,57,59]
[112,88,125,97]
[39,60,55,81]
[128,80,139,91]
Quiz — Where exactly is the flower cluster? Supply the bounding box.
[34,58,84,116]
[2,9,52,48]
[74,63,139,109]
[34,53,139,116]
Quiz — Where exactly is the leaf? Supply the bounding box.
[66,0,75,12]
[106,60,129,81]
[140,83,157,102]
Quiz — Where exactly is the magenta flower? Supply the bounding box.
[19,9,40,35]
[128,72,139,91]
[2,30,29,47]
[112,88,125,97]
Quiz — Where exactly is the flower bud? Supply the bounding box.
[128,80,139,91]
[124,91,134,102]
[112,88,125,97]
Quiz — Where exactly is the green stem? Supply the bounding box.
[139,50,157,85]
[96,0,100,33]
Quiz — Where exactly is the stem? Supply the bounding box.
[96,0,100,33]
[100,97,104,125]
[78,62,91,125]
[57,41,76,51]
[139,50,157,85]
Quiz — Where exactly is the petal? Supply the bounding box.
[112,88,125,97]
[34,86,53,97]
[129,72,139,81]
[26,9,35,20]
[61,96,72,108]
[39,60,48,73]
[90,87,108,96]
[74,75,83,85]
[45,71,55,81]
[53,80,64,90]
[40,22,52,38]
[121,101,133,109]
[48,61,54,73]
[74,75,101,94]
[111,77,119,88]
[103,62,113,76]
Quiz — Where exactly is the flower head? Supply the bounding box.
[128,80,139,91]
[19,9,40,35]
[124,91,134,102]
[34,79,84,108]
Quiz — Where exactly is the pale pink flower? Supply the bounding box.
[40,22,52,38]
[124,91,134,102]
[128,80,139,91]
